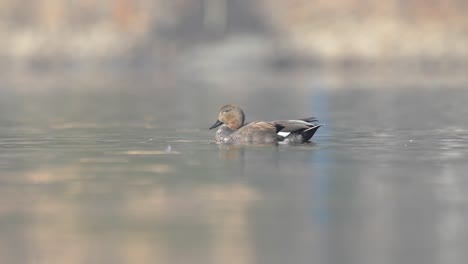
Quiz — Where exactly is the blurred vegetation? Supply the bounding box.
[265,0,468,60]
[1,0,466,60]
[0,0,265,60]
[0,0,467,93]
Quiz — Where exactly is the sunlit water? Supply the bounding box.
[1,86,468,264]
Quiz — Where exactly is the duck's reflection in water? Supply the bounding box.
[217,144,246,161]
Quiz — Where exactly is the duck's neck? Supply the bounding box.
[226,109,245,130]
[226,118,243,130]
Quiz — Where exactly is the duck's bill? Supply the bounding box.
[209,120,223,129]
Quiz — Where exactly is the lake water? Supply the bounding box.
[1,79,468,264]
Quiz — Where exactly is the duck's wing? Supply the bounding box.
[272,120,316,132]
[242,121,284,133]
[299,117,318,123]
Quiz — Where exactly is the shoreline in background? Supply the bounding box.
[1,0,467,61]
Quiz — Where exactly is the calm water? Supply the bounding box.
[1,86,468,264]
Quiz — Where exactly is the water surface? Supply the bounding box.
[1,86,468,264]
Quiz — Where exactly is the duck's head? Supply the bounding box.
[210,104,245,130]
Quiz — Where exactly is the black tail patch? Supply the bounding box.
[301,125,321,141]
[274,124,285,133]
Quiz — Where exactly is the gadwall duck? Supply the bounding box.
[209,104,321,144]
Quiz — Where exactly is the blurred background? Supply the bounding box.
[1,0,467,126]
[1,1,468,264]
[2,0,467,88]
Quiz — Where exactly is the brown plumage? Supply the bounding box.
[210,105,321,144]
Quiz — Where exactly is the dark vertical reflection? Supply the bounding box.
[2,87,468,264]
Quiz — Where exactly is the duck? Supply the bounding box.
[209,104,321,144]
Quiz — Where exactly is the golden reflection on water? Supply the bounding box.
[0,164,260,264]
[2,88,468,264]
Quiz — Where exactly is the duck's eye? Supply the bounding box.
[223,109,232,113]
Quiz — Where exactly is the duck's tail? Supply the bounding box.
[300,124,321,142]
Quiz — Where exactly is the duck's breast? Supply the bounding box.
[216,125,235,143]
